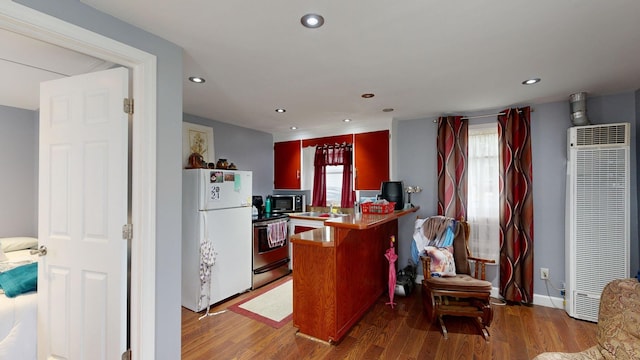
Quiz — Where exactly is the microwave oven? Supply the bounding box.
[271,194,305,213]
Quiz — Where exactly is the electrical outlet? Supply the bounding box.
[540,267,549,280]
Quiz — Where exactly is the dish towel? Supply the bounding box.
[267,220,288,248]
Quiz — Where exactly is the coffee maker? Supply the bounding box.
[380,181,405,210]
[252,195,264,217]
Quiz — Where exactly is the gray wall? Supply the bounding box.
[394,91,639,299]
[0,105,38,238]
[16,0,184,357]
[183,113,274,197]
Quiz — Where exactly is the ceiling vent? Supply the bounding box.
[569,92,590,126]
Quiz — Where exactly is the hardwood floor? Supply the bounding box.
[182,276,597,360]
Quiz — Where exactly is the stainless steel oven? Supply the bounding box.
[252,216,290,289]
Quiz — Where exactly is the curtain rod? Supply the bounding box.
[431,108,535,123]
[463,112,504,120]
[321,142,351,148]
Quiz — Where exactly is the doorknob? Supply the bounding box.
[30,245,47,256]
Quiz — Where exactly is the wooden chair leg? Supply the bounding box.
[482,303,493,327]
[473,317,490,342]
[422,285,437,323]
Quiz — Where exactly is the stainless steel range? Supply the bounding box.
[251,212,291,289]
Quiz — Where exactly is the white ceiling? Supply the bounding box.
[0,29,114,111]
[7,1,640,138]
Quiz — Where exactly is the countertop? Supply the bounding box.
[289,206,419,230]
[290,206,419,246]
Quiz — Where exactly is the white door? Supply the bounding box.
[38,67,129,360]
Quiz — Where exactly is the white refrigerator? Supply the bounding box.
[182,169,253,312]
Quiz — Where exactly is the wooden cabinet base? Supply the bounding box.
[292,221,397,343]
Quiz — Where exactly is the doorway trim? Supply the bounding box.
[0,2,157,359]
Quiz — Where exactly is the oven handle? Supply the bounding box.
[253,219,289,229]
[253,258,290,274]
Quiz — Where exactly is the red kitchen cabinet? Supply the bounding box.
[354,130,389,190]
[274,140,301,189]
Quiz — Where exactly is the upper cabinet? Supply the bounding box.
[274,140,301,189]
[273,130,389,191]
[355,130,389,190]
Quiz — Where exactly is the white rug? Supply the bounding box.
[229,279,293,328]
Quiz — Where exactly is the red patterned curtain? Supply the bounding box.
[311,143,354,208]
[312,147,327,206]
[436,116,468,219]
[497,107,534,304]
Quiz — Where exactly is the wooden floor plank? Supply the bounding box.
[181,275,598,359]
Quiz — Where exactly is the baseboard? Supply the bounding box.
[532,293,565,310]
[415,276,566,311]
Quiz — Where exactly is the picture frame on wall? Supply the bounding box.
[182,122,214,168]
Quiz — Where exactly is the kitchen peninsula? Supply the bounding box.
[289,207,418,343]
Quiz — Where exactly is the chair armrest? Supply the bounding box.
[468,256,496,280]
[468,256,495,264]
[420,256,432,280]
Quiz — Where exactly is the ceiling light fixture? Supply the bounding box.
[382,108,394,112]
[275,108,286,113]
[301,14,324,28]
[290,126,298,130]
[188,76,205,83]
[522,78,541,85]
[361,93,375,98]
[343,118,351,122]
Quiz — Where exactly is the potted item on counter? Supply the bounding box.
[216,158,229,169]
[186,152,207,169]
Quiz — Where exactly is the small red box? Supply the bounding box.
[361,202,396,214]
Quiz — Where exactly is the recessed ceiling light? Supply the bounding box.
[522,78,541,85]
[343,118,351,122]
[382,108,394,112]
[361,93,375,98]
[188,76,205,83]
[290,126,298,130]
[301,14,324,28]
[275,108,286,113]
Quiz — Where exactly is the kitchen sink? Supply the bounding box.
[295,211,348,218]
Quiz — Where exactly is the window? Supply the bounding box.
[303,146,341,206]
[325,165,343,207]
[467,123,500,261]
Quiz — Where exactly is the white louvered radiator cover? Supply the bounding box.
[566,123,630,322]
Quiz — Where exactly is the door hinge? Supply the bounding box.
[123,98,134,115]
[122,348,132,360]
[122,224,133,240]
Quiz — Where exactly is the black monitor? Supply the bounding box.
[380,181,404,210]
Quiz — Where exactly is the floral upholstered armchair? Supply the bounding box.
[533,278,640,360]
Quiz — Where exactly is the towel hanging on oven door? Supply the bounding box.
[267,220,288,248]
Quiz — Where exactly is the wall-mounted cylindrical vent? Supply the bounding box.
[569,92,590,126]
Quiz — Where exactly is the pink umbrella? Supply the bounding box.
[385,235,398,308]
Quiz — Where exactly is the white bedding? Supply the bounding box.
[0,249,37,360]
